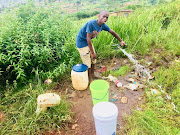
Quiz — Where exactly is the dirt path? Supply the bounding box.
[69,82,143,135]
[63,57,144,135]
[54,57,145,135]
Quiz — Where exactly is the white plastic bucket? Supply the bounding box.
[93,102,118,135]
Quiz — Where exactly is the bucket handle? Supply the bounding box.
[92,89,109,101]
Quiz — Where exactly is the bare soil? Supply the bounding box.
[52,57,145,135]
[0,111,5,122]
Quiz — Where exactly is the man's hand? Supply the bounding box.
[91,52,97,59]
[120,41,126,47]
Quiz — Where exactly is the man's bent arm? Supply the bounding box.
[109,29,123,42]
[87,33,96,59]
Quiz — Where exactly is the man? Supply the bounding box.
[76,10,126,82]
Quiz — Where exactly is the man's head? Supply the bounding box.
[98,10,109,25]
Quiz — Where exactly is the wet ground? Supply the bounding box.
[52,57,145,135]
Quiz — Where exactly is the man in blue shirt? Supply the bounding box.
[76,10,126,82]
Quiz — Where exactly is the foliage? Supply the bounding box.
[153,62,180,92]
[106,1,180,134]
[93,0,180,57]
[126,4,143,10]
[76,11,99,19]
[153,61,180,111]
[0,2,80,86]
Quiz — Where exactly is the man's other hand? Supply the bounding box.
[91,53,97,59]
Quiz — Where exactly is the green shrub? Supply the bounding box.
[76,11,99,19]
[0,3,80,87]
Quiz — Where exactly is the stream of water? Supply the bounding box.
[115,44,179,113]
[116,45,152,81]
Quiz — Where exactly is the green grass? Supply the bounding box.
[153,62,180,92]
[124,109,179,135]
[93,0,180,56]
[123,60,180,134]
[0,83,73,135]
[110,65,131,77]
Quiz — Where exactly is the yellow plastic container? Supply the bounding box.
[71,64,89,90]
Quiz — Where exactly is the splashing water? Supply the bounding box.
[114,44,178,113]
[116,45,153,81]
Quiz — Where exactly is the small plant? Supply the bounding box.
[110,65,131,77]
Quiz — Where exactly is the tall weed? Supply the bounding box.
[93,0,180,57]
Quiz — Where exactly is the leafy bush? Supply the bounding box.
[76,11,99,19]
[0,2,80,86]
[126,5,143,10]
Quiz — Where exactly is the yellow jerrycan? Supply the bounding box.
[71,64,89,90]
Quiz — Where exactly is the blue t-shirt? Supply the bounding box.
[76,20,110,48]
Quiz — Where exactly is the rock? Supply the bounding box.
[121,97,128,104]
[87,90,91,95]
[83,114,87,118]
[77,93,84,98]
[72,124,78,130]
